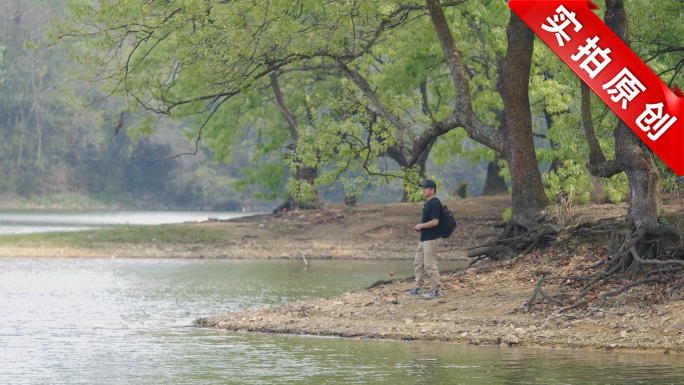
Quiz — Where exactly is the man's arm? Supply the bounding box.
[413,218,439,231]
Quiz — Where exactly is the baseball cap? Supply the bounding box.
[418,179,437,190]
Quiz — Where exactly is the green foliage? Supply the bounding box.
[0,0,105,197]
[285,87,416,201]
[533,0,684,205]
[406,175,441,203]
[49,0,684,209]
[0,0,287,209]
[57,0,511,203]
[629,0,684,90]
[455,182,470,199]
[234,161,288,201]
[543,159,629,205]
[431,129,468,166]
[171,165,236,208]
[601,174,630,203]
[543,160,592,205]
[497,158,512,186]
[502,207,512,222]
[128,115,157,142]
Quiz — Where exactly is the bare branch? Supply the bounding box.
[270,73,299,142]
[581,82,608,166]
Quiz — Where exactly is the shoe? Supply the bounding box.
[406,287,423,296]
[423,290,443,300]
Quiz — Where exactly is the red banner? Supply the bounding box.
[509,0,684,175]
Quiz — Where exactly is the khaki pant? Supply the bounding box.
[414,239,439,291]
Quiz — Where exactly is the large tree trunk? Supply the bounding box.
[499,12,551,229]
[291,165,319,210]
[606,0,660,229]
[386,145,412,203]
[397,138,437,202]
[615,122,661,228]
[481,153,509,196]
[415,138,435,178]
[481,111,509,196]
[271,74,319,211]
[400,183,410,203]
[423,0,549,227]
[584,0,661,230]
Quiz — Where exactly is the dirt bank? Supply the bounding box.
[0,196,509,259]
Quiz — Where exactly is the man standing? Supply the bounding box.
[407,180,443,300]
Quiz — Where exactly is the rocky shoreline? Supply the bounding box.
[196,251,684,354]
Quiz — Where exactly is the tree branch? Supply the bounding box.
[334,58,417,157]
[420,80,433,120]
[400,1,469,10]
[581,81,608,166]
[580,46,622,179]
[270,73,299,142]
[417,0,504,157]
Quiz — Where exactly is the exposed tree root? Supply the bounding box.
[466,214,558,264]
[272,199,319,214]
[365,267,467,290]
[524,222,684,315]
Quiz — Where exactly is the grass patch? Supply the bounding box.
[0,225,234,248]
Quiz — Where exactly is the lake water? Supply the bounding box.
[1,258,683,384]
[0,211,258,235]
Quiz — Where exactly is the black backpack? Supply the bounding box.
[440,204,457,238]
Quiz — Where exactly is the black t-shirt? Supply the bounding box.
[420,198,442,241]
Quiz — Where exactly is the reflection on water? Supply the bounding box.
[0,210,257,234]
[0,258,682,384]
[0,224,99,235]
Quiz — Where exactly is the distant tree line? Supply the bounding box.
[0,0,291,210]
